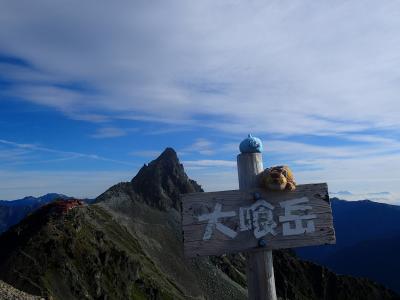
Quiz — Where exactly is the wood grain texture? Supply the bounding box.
[182,183,335,257]
[246,250,276,300]
[237,152,264,190]
[237,153,277,300]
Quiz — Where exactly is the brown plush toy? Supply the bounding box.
[260,165,296,191]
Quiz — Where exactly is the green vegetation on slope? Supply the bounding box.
[0,203,187,300]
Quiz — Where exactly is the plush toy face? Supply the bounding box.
[261,165,296,191]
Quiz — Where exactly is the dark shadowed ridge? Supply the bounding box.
[131,147,203,211]
[0,193,72,234]
[0,200,84,263]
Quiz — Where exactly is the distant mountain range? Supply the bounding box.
[0,194,94,234]
[0,149,398,299]
[329,191,398,203]
[297,198,400,293]
[0,193,71,234]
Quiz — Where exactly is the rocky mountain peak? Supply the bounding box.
[155,147,178,162]
[131,147,203,211]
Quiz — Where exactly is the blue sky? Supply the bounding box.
[1,1,400,204]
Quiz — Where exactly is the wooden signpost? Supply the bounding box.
[182,182,334,256]
[181,137,336,300]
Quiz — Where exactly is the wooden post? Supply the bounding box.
[237,153,277,300]
[182,136,334,296]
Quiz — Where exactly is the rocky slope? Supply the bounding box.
[0,280,43,300]
[0,148,398,300]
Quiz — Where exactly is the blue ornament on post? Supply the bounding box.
[239,134,263,153]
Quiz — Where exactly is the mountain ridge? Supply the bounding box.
[297,197,400,293]
[0,193,71,234]
[0,148,399,299]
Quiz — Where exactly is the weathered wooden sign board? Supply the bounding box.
[182,183,335,257]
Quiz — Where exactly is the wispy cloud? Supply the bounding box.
[1,0,400,137]
[0,139,134,166]
[182,159,236,168]
[0,147,33,164]
[90,127,131,139]
[182,138,215,155]
[2,1,400,202]
[265,136,400,162]
[179,134,400,202]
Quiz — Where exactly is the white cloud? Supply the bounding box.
[90,127,130,139]
[1,1,400,136]
[0,147,33,164]
[182,159,236,168]
[264,136,400,161]
[2,1,400,204]
[289,152,400,205]
[0,139,134,166]
[182,136,400,204]
[182,138,215,155]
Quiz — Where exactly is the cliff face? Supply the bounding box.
[0,148,398,300]
[131,147,203,211]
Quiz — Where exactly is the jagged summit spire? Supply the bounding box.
[156,147,178,162]
[131,147,202,211]
[143,147,180,173]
